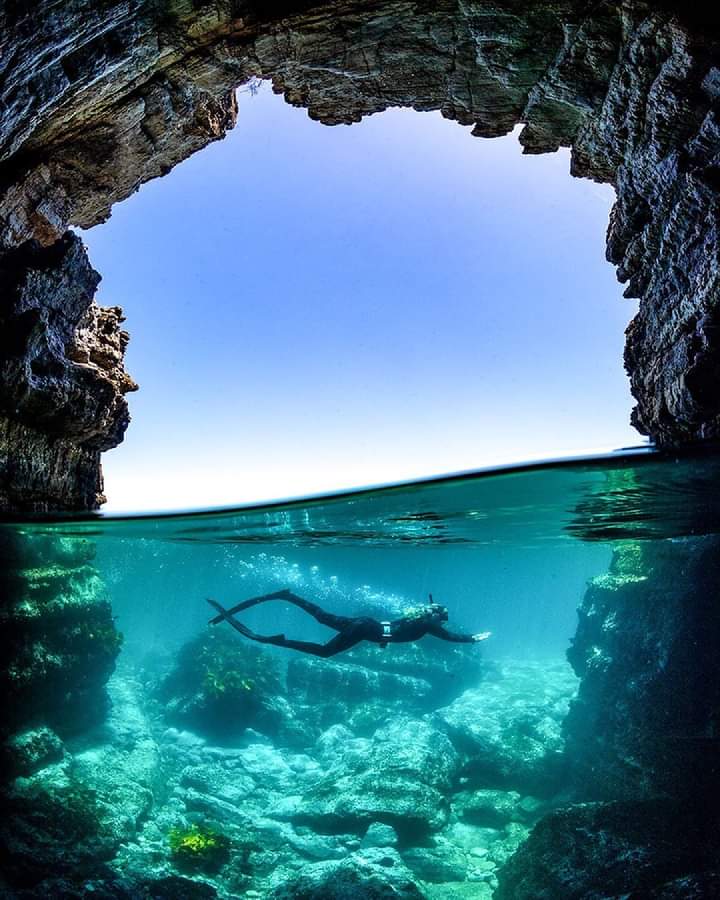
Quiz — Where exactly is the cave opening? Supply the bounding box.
[1,2,719,898]
[79,84,637,512]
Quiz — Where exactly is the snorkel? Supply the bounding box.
[427,593,449,622]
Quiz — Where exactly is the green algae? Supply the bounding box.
[168,823,231,873]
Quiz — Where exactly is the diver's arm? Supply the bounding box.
[428,623,491,643]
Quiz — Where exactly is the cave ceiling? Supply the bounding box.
[0,0,718,510]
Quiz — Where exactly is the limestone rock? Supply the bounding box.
[361,822,399,849]
[343,642,487,706]
[1,2,719,509]
[402,838,469,883]
[452,789,524,828]
[434,661,578,795]
[268,847,425,899]
[155,628,293,743]
[294,718,460,840]
[494,799,720,900]
[0,233,136,510]
[564,537,720,800]
[1,726,64,779]
[0,531,123,740]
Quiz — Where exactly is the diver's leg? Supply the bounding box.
[276,591,354,631]
[263,629,365,658]
[206,599,284,642]
[208,590,352,632]
[207,599,364,657]
[208,590,294,624]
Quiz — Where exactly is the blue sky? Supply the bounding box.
[82,85,640,511]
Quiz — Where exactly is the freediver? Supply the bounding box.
[207,590,490,658]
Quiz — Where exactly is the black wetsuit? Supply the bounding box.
[207,590,479,658]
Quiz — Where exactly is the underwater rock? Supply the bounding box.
[136,875,219,899]
[401,839,469,883]
[441,818,526,881]
[313,723,363,765]
[70,673,162,842]
[361,823,399,849]
[494,799,720,900]
[155,628,291,743]
[344,642,487,707]
[564,537,720,800]
[423,886,493,900]
[268,847,425,899]
[1,872,222,900]
[287,655,434,735]
[285,642,488,739]
[0,532,122,741]
[1,726,64,778]
[452,789,526,828]
[0,534,127,894]
[0,669,165,894]
[642,873,720,898]
[434,661,578,795]
[486,822,532,870]
[0,764,118,888]
[294,718,460,841]
[288,655,433,705]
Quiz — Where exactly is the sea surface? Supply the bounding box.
[12,448,720,658]
[2,449,719,897]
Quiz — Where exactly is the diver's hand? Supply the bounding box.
[471,631,491,642]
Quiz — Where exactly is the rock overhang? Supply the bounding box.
[1,0,719,510]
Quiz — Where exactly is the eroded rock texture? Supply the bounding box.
[495,799,720,900]
[0,0,719,509]
[0,530,122,745]
[564,538,720,801]
[0,233,137,509]
[495,489,720,900]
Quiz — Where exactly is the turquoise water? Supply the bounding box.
[2,450,719,897]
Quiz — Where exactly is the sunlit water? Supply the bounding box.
[13,448,719,657]
[2,450,719,896]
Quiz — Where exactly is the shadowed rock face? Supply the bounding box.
[0,0,719,509]
[493,475,720,900]
[564,538,720,801]
[0,233,137,509]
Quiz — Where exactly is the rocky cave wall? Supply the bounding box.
[0,0,719,511]
[2,7,719,895]
[492,527,720,898]
[0,529,122,747]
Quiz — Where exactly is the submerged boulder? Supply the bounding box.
[155,629,290,743]
[0,767,118,888]
[343,642,487,706]
[452,789,527,828]
[494,799,720,900]
[287,656,433,734]
[268,847,425,899]
[402,838,469,883]
[434,661,577,795]
[1,726,65,778]
[294,718,459,841]
[361,823,399,849]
